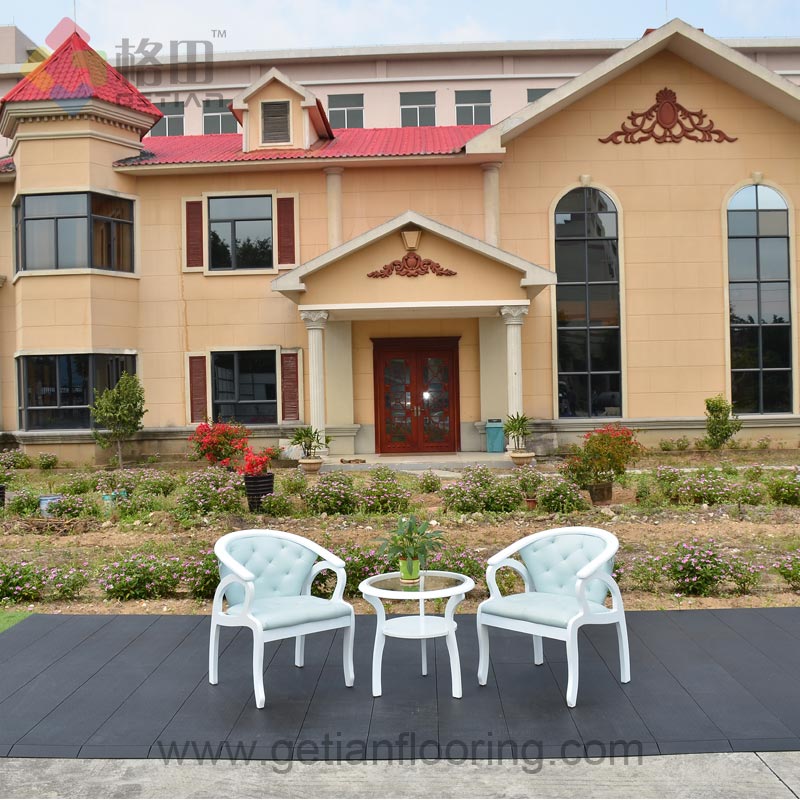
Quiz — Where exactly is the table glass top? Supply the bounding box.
[368,573,466,594]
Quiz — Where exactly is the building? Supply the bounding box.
[0,18,799,462]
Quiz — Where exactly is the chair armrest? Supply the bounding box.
[575,538,618,582]
[214,541,256,582]
[301,560,347,602]
[575,570,624,617]
[212,573,255,617]
[486,558,531,600]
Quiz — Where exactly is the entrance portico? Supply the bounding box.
[273,211,555,454]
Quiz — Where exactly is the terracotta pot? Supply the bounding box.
[244,473,275,512]
[525,496,538,510]
[298,457,323,474]
[509,451,536,467]
[588,481,613,505]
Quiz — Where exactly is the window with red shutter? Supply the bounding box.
[188,356,208,422]
[277,197,296,266]
[280,352,300,421]
[185,200,204,268]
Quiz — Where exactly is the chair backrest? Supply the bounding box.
[219,531,318,604]
[518,528,615,605]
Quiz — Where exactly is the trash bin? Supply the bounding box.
[485,419,505,453]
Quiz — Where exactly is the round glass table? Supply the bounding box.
[359,570,475,698]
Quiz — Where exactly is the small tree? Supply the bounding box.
[89,372,147,468]
[704,394,742,450]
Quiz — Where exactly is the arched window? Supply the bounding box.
[554,187,621,417]
[728,185,791,413]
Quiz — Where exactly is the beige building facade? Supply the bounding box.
[0,19,799,462]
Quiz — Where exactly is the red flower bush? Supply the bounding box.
[561,423,643,487]
[237,447,278,476]
[188,421,250,467]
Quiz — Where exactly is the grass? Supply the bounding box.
[0,610,31,633]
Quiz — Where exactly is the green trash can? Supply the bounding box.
[485,419,505,453]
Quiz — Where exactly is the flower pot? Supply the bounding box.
[525,496,538,510]
[588,481,613,505]
[38,494,63,518]
[298,457,323,474]
[509,451,536,467]
[244,473,275,512]
[0,485,5,507]
[399,559,420,583]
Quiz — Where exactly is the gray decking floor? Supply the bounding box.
[1,609,800,761]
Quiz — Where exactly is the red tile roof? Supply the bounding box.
[114,126,489,167]
[1,32,162,119]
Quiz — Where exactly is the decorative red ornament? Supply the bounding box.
[367,251,457,279]
[599,87,737,144]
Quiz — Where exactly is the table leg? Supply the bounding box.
[365,594,386,697]
[444,592,466,699]
[421,639,427,676]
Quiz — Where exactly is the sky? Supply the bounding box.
[3,0,800,58]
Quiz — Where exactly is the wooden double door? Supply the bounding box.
[373,337,460,454]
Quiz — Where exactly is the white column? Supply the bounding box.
[481,162,502,246]
[301,310,329,435]
[324,167,344,248]
[500,305,528,417]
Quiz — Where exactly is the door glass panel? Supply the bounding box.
[421,356,450,446]
[384,358,412,445]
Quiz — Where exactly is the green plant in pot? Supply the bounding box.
[378,515,445,582]
[290,426,331,474]
[503,413,535,466]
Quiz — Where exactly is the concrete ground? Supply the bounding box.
[1,752,800,798]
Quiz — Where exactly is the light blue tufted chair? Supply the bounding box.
[209,529,355,709]
[477,526,629,707]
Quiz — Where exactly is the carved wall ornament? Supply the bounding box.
[599,88,737,145]
[367,252,457,279]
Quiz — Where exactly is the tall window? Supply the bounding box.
[555,187,621,417]
[455,90,491,124]
[208,196,273,270]
[400,92,435,127]
[18,354,136,430]
[328,94,364,128]
[212,350,277,423]
[150,101,184,136]
[728,185,792,413]
[15,193,134,273]
[203,98,237,134]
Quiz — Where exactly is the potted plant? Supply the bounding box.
[378,515,445,583]
[237,446,277,512]
[503,413,535,466]
[290,426,331,474]
[514,464,544,510]
[561,423,643,505]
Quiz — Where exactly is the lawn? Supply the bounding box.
[0,610,30,633]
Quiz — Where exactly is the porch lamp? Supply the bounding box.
[400,228,422,251]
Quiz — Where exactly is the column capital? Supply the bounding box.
[500,305,529,325]
[301,309,329,330]
[323,167,344,176]
[481,161,503,173]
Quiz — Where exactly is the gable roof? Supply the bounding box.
[467,18,800,153]
[272,210,556,295]
[113,126,489,169]
[0,32,162,119]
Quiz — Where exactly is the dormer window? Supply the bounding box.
[261,101,291,145]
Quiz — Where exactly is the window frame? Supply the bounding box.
[399,91,436,127]
[210,348,280,424]
[455,89,491,125]
[327,93,364,129]
[206,193,275,272]
[202,98,238,135]
[150,101,185,137]
[14,192,135,274]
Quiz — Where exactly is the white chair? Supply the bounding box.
[477,526,629,707]
[209,528,355,709]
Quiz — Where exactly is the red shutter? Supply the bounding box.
[189,356,208,423]
[185,200,204,268]
[277,197,296,266]
[280,352,300,421]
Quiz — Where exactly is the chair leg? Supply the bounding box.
[253,632,265,709]
[616,619,631,684]
[533,635,544,665]
[565,629,580,708]
[477,616,490,686]
[208,621,220,685]
[343,621,355,687]
[371,626,386,697]
[445,627,462,699]
[295,635,305,668]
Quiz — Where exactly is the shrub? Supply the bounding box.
[734,482,765,505]
[0,450,33,470]
[136,471,179,496]
[114,489,166,519]
[182,550,218,599]
[561,424,643,488]
[37,452,58,470]
[0,561,47,603]
[743,464,766,483]
[441,464,521,513]
[188,421,250,466]
[6,487,41,517]
[359,468,412,514]
[89,372,147,469]
[176,467,245,517]
[727,556,764,595]
[513,464,545,498]
[419,470,442,493]
[659,439,675,451]
[768,473,800,506]
[100,553,182,600]
[617,554,665,593]
[704,395,742,450]
[304,472,359,515]
[46,565,90,601]
[536,477,587,514]
[673,470,736,505]
[653,466,684,495]
[95,469,147,496]
[674,436,690,451]
[774,550,800,591]
[756,436,771,450]
[663,539,728,596]
[47,495,101,519]
[332,541,391,596]
[60,472,100,496]
[279,468,307,496]
[256,492,295,517]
